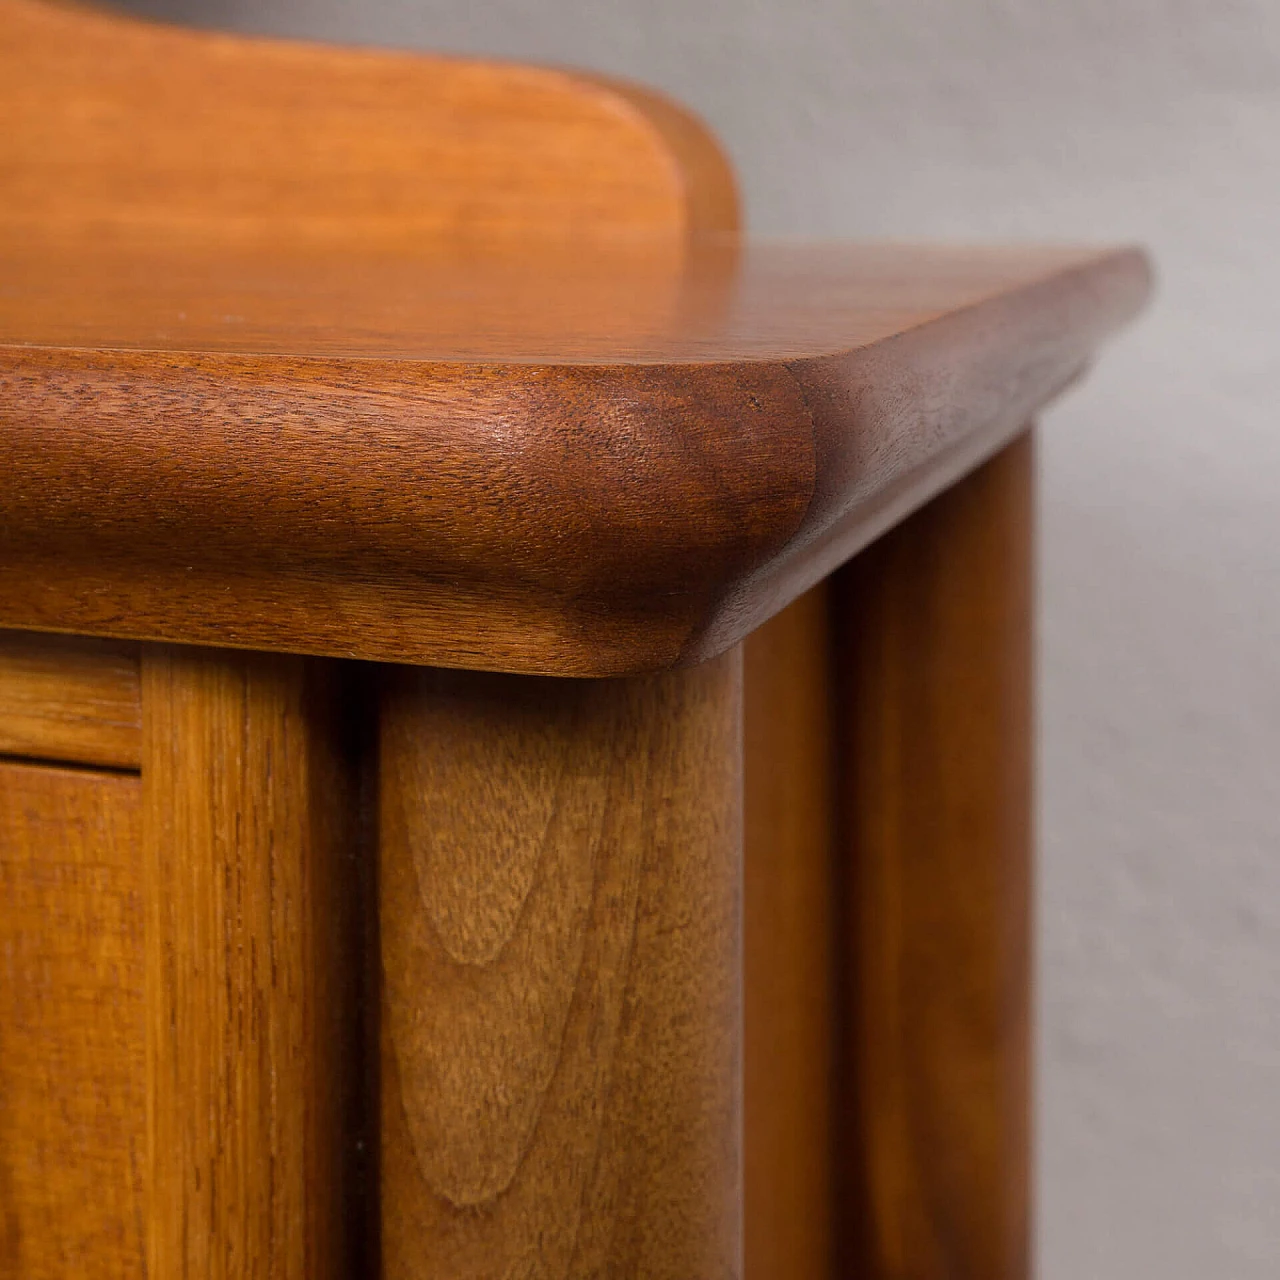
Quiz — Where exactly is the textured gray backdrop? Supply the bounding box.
[111,1,1280,1274]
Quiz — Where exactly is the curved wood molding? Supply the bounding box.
[0,1,1150,675]
[0,240,1149,675]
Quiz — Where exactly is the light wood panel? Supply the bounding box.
[141,646,367,1280]
[0,630,141,769]
[743,585,837,1280]
[832,433,1033,1280]
[379,652,743,1278]
[0,759,145,1279]
[1,0,736,243]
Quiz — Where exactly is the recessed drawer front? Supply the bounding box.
[0,631,141,771]
[0,757,145,1280]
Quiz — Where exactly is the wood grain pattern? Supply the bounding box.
[1,0,736,243]
[0,630,141,769]
[0,5,1147,675]
[0,238,1149,675]
[1,236,1127,360]
[0,759,145,1279]
[832,433,1033,1280]
[742,585,837,1280]
[379,652,743,1278]
[141,646,366,1280]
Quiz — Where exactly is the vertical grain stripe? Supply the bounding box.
[142,647,364,1280]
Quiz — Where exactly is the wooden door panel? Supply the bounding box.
[0,759,145,1280]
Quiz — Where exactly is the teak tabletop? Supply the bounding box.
[0,1,1149,1278]
[1,233,1148,675]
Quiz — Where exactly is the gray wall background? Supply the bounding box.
[113,0,1280,1274]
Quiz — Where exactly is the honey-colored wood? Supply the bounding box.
[0,759,145,1279]
[1,0,736,243]
[141,646,366,1280]
[832,433,1033,1280]
[0,630,141,769]
[0,5,1137,1278]
[0,6,1148,676]
[379,652,743,1278]
[743,585,837,1280]
[0,236,1133,361]
[0,236,1149,675]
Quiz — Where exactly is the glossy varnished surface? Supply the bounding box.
[0,0,1147,674]
[4,4,1076,1278]
[2,234,1120,361]
[0,235,1148,674]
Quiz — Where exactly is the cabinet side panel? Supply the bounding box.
[0,760,145,1279]
[742,585,837,1280]
[832,432,1033,1280]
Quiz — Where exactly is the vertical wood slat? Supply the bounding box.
[378,652,743,1279]
[832,433,1033,1280]
[141,646,366,1280]
[743,585,837,1280]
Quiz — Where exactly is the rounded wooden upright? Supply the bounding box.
[379,657,744,1278]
